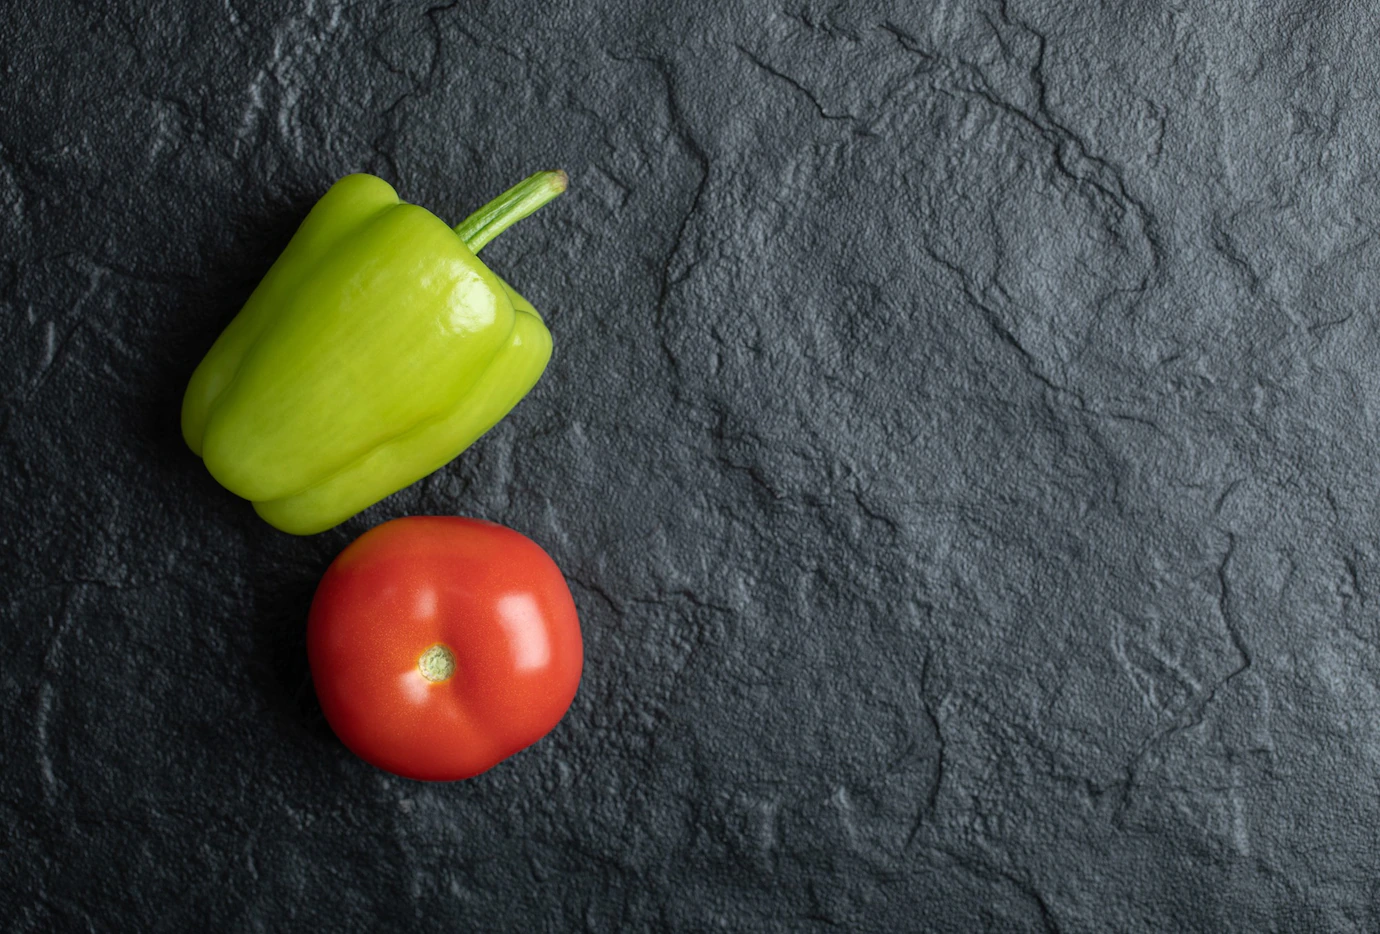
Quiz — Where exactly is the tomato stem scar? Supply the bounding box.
[418,644,456,683]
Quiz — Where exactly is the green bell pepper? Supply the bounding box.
[181,170,568,535]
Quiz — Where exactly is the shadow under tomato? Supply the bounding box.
[244,546,338,745]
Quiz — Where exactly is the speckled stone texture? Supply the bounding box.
[4,1,1380,930]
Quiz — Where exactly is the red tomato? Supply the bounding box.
[307,516,583,781]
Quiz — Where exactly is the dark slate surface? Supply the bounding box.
[4,1,1380,930]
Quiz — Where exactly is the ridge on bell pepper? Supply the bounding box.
[181,170,568,535]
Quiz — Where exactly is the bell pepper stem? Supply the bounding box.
[454,170,568,254]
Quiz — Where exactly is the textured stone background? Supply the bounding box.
[5,0,1380,930]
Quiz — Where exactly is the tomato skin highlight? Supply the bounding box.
[307,516,583,781]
